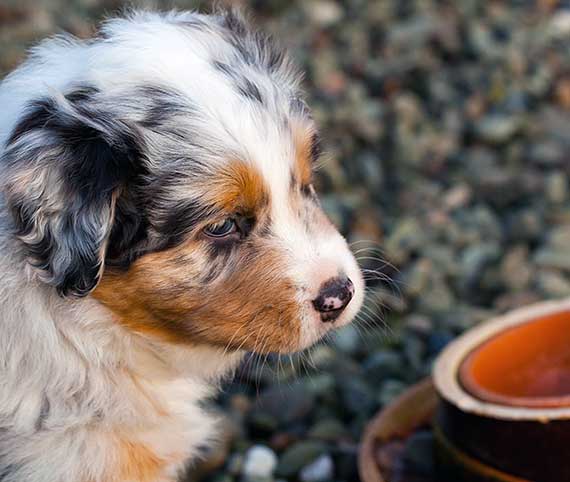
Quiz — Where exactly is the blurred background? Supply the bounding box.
[2,0,570,481]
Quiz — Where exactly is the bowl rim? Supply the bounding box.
[434,297,570,420]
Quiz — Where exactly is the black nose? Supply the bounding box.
[312,276,355,322]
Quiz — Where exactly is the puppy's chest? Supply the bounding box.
[105,377,217,482]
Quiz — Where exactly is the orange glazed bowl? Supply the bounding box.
[434,298,570,481]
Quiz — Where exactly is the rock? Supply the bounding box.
[276,442,328,478]
[249,412,279,434]
[304,374,336,396]
[332,325,361,355]
[340,376,376,415]
[549,11,570,37]
[308,419,349,442]
[475,114,522,144]
[537,270,570,297]
[403,335,427,375]
[500,245,531,291]
[528,139,565,166]
[416,275,454,314]
[534,249,570,272]
[422,245,458,277]
[226,453,243,476]
[242,445,278,479]
[307,345,337,370]
[363,351,406,383]
[299,454,335,482]
[207,474,234,482]
[494,291,542,312]
[459,243,501,291]
[304,1,344,27]
[253,383,315,428]
[355,151,385,192]
[443,183,473,211]
[384,218,425,265]
[546,171,569,204]
[506,209,544,242]
[402,258,434,298]
[378,379,408,406]
[550,226,570,249]
[427,331,454,356]
[404,315,433,336]
[269,432,298,452]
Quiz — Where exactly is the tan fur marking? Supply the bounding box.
[292,123,314,186]
[203,159,269,214]
[114,440,167,482]
[94,237,301,353]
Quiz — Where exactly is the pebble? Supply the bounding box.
[535,249,570,272]
[537,270,570,297]
[242,445,278,479]
[253,384,316,427]
[305,1,344,27]
[378,379,407,406]
[276,442,328,478]
[332,325,361,355]
[308,419,349,442]
[475,114,521,144]
[546,172,569,204]
[363,351,406,383]
[299,455,335,482]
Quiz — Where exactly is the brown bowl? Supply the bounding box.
[434,298,570,481]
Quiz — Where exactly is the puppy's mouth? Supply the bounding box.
[319,308,347,323]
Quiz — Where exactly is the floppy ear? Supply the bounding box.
[1,89,145,297]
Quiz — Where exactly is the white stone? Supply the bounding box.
[550,11,570,37]
[299,454,334,482]
[305,1,344,27]
[242,445,278,479]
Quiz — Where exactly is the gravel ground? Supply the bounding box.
[2,1,570,481]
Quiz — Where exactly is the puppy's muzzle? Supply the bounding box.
[312,275,355,322]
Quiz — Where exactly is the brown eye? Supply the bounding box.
[301,183,315,197]
[204,218,237,238]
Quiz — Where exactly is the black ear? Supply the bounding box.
[1,88,145,297]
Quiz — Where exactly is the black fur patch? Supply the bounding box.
[149,180,214,250]
[213,60,235,77]
[310,132,322,163]
[290,96,310,117]
[213,60,264,104]
[3,87,146,296]
[237,78,263,103]
[219,8,287,73]
[0,463,20,481]
[137,85,195,129]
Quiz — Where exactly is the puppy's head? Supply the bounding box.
[0,10,363,353]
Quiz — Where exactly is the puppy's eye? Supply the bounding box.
[301,183,315,197]
[204,218,237,238]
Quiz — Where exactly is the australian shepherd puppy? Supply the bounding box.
[0,8,363,482]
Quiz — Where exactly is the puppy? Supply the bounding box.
[0,9,363,482]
